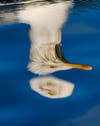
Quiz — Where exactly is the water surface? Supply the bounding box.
[0,0,100,126]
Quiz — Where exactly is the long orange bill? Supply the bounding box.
[55,44,93,71]
[65,63,92,71]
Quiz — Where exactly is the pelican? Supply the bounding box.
[18,1,92,75]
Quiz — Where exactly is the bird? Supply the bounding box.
[0,0,92,75]
[17,0,92,75]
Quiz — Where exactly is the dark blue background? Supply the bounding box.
[0,6,100,126]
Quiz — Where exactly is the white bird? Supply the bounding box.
[18,1,92,75]
[0,1,92,75]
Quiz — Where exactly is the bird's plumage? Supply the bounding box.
[0,0,92,75]
[18,1,73,75]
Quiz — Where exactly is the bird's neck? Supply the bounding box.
[29,28,61,46]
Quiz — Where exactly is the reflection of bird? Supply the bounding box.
[18,1,92,75]
[30,76,74,99]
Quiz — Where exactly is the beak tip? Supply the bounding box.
[88,66,93,71]
[80,65,93,71]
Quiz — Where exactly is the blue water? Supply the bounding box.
[0,2,100,126]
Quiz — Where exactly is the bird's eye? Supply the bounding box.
[50,65,57,68]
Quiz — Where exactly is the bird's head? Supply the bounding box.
[28,43,92,75]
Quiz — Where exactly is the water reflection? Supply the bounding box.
[0,1,92,75]
[19,1,93,75]
[0,0,93,98]
[1,1,73,74]
[0,0,100,125]
[0,1,74,98]
[19,1,72,75]
[30,76,74,98]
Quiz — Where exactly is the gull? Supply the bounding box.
[19,1,92,75]
[0,1,92,75]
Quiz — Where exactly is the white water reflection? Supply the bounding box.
[0,1,92,75]
[0,1,92,98]
[18,1,92,75]
[30,76,74,98]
